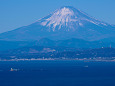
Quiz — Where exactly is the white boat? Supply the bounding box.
[10,68,18,71]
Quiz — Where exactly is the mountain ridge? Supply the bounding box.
[0,6,115,41]
[0,38,114,51]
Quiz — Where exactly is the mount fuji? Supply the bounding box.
[0,6,115,41]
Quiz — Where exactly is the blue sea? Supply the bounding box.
[0,60,115,86]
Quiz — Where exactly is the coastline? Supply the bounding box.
[0,58,115,62]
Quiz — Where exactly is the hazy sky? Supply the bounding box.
[0,0,115,33]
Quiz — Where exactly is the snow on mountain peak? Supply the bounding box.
[40,6,108,31]
[0,6,114,41]
[56,7,74,16]
[41,7,76,31]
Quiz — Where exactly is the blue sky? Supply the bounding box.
[0,0,115,33]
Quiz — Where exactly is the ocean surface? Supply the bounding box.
[0,60,115,86]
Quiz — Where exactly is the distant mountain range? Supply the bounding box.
[0,6,115,60]
[0,6,115,41]
[0,38,114,51]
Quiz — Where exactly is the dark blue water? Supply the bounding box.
[0,60,115,86]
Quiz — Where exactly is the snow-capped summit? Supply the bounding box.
[39,6,108,31]
[0,6,115,41]
[41,7,75,31]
